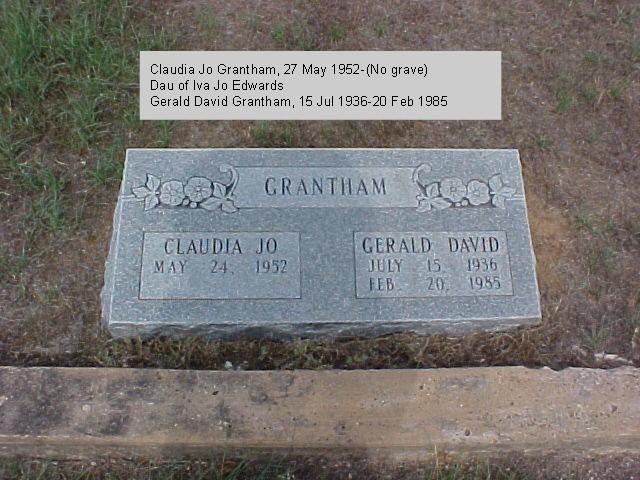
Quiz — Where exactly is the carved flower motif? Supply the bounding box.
[416,182,451,211]
[132,174,161,210]
[159,180,185,206]
[184,177,213,203]
[489,174,516,208]
[134,165,239,213]
[439,177,467,202]
[201,182,238,213]
[466,180,490,205]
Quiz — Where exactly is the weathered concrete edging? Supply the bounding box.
[0,366,638,460]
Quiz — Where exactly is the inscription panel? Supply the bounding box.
[354,231,513,298]
[139,231,301,299]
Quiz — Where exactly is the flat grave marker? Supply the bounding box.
[102,149,540,338]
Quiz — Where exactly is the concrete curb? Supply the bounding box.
[0,366,639,460]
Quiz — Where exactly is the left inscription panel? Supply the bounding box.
[139,231,301,300]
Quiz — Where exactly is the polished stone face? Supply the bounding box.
[102,149,541,338]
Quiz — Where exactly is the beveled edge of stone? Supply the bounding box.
[100,151,129,332]
[105,317,541,340]
[512,149,542,322]
[0,366,638,460]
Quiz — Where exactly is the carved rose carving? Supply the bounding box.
[133,164,239,213]
[413,164,515,211]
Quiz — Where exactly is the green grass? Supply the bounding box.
[328,24,347,44]
[583,49,601,64]
[586,129,600,144]
[155,120,174,148]
[65,93,109,152]
[250,121,296,147]
[0,0,145,123]
[344,352,369,367]
[0,133,31,174]
[608,83,624,101]
[579,81,599,105]
[271,23,286,43]
[374,20,388,37]
[0,0,174,233]
[14,159,68,232]
[0,1,47,107]
[587,244,615,275]
[575,210,595,231]
[612,5,633,25]
[574,207,621,298]
[0,250,28,286]
[555,73,573,113]
[32,284,63,304]
[271,20,316,50]
[583,324,610,352]
[199,10,219,36]
[533,134,552,148]
[247,13,261,32]
[93,137,124,187]
[25,186,66,231]
[290,338,325,369]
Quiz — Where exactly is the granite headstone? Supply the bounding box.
[102,149,540,338]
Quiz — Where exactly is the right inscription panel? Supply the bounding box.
[354,231,513,298]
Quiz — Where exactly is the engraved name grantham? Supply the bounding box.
[264,175,387,196]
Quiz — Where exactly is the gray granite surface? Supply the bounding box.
[102,149,541,338]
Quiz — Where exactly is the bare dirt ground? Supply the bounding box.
[0,1,639,476]
[1,0,637,370]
